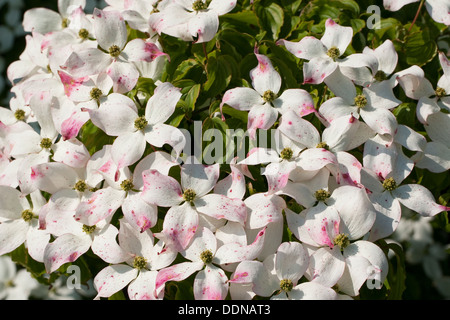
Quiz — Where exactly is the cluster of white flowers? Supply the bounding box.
[0,0,449,300]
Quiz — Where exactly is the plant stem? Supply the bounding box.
[408,0,425,32]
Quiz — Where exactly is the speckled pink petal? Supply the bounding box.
[194,194,247,225]
[128,269,160,300]
[194,265,228,300]
[74,187,125,226]
[221,87,263,112]
[94,264,138,299]
[30,162,79,194]
[58,70,91,99]
[303,57,337,85]
[393,184,450,217]
[107,60,139,94]
[154,202,199,252]
[244,193,286,229]
[122,39,169,63]
[263,160,297,194]
[272,89,316,117]
[154,261,203,291]
[305,202,340,248]
[91,224,131,264]
[250,50,282,95]
[141,169,183,207]
[43,233,92,273]
[296,148,337,171]
[214,227,267,265]
[278,110,320,148]
[247,103,278,140]
[122,191,158,232]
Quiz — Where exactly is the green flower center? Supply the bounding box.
[382,177,397,191]
[280,279,293,292]
[315,189,331,202]
[435,87,446,98]
[134,116,148,130]
[133,256,147,270]
[40,138,52,149]
[90,87,103,100]
[14,109,26,121]
[334,233,350,249]
[61,18,69,28]
[280,147,293,160]
[316,142,329,150]
[192,0,207,11]
[120,179,134,192]
[21,209,34,222]
[374,70,388,82]
[74,180,87,192]
[183,188,196,202]
[108,45,121,58]
[200,250,214,264]
[78,28,89,40]
[82,224,96,234]
[354,94,367,108]
[262,90,277,103]
[327,46,340,60]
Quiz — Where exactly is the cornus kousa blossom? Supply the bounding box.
[154,225,266,300]
[87,81,185,170]
[278,18,378,92]
[62,8,167,93]
[141,161,247,252]
[230,241,339,300]
[1,0,449,301]
[221,49,315,139]
[149,0,237,43]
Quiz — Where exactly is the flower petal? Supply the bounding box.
[187,10,219,43]
[194,194,247,224]
[393,184,450,217]
[275,242,309,283]
[154,202,199,251]
[141,169,183,207]
[194,265,228,300]
[145,82,182,125]
[214,227,267,265]
[181,162,220,197]
[93,8,127,50]
[321,18,353,55]
[44,233,92,273]
[244,193,286,229]
[74,187,125,226]
[221,87,263,111]
[94,265,137,299]
[272,89,316,117]
[122,191,158,232]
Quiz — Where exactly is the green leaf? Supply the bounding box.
[9,244,47,283]
[254,1,285,41]
[221,11,259,27]
[392,102,417,128]
[108,290,126,300]
[221,105,248,123]
[173,58,203,81]
[404,24,438,66]
[185,84,201,111]
[385,241,407,300]
[78,120,115,155]
[203,51,232,98]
